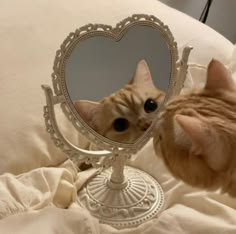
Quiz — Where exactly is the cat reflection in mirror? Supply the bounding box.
[74,59,165,148]
[154,59,236,196]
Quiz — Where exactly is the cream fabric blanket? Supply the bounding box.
[1,139,236,234]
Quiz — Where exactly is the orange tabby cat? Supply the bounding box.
[154,59,236,196]
[75,59,165,148]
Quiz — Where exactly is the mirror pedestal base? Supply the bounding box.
[77,166,164,229]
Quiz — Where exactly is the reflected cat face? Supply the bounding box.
[74,59,165,143]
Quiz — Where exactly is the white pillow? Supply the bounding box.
[0,0,234,175]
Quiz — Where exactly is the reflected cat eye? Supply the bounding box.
[113,118,130,132]
[144,98,158,113]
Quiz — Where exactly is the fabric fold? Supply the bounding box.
[0,160,77,219]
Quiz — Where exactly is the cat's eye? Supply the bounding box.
[144,98,158,113]
[113,118,129,132]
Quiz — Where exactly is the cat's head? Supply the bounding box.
[74,59,165,143]
[154,59,236,190]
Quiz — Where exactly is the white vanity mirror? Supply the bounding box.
[42,14,192,229]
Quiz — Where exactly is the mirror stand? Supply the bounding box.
[77,156,165,229]
[42,46,192,229]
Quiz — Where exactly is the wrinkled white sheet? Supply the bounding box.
[0,160,78,219]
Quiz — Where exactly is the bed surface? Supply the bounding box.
[0,0,236,233]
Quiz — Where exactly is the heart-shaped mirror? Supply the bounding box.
[42,14,192,229]
[55,14,179,152]
[66,25,170,145]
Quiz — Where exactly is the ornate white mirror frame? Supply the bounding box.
[42,14,192,229]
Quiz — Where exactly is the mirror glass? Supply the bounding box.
[65,25,171,144]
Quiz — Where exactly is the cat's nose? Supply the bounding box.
[138,119,151,131]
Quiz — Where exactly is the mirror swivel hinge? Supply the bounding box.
[52,95,65,104]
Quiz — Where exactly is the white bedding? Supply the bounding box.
[1,140,236,234]
[1,0,236,233]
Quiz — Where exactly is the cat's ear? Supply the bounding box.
[205,59,234,91]
[131,59,154,86]
[74,100,102,131]
[174,114,210,155]
[175,114,229,171]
